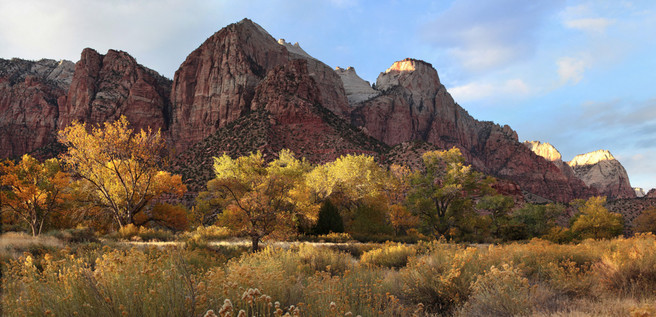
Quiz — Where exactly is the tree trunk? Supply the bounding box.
[251,235,260,253]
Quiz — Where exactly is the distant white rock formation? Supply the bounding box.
[567,150,635,199]
[634,187,646,197]
[335,66,380,104]
[277,39,313,59]
[524,141,576,178]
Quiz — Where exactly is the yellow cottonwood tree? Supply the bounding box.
[0,155,70,235]
[58,116,186,229]
[209,150,316,251]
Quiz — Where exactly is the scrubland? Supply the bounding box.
[2,232,656,317]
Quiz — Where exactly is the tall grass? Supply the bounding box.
[3,234,656,316]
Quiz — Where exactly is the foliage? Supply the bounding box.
[458,264,551,317]
[509,203,564,239]
[133,203,189,232]
[406,147,495,238]
[571,196,624,240]
[313,199,344,235]
[634,207,656,234]
[360,242,417,268]
[209,150,317,251]
[0,155,70,236]
[58,116,186,229]
[388,204,419,236]
[477,194,514,238]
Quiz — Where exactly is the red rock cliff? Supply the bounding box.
[170,18,348,152]
[0,58,74,158]
[351,58,595,202]
[59,48,171,133]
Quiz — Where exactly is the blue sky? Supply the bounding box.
[1,0,655,191]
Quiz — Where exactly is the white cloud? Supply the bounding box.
[564,17,615,34]
[557,57,588,84]
[449,78,530,102]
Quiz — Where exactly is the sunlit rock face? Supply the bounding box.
[524,141,578,179]
[335,66,380,104]
[568,150,636,199]
[634,187,646,197]
[351,58,595,203]
[59,48,172,133]
[0,58,74,158]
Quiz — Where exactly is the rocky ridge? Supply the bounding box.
[0,58,74,157]
[335,66,380,104]
[59,48,172,133]
[567,150,635,199]
[350,58,594,202]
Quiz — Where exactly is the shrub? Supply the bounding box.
[459,263,553,317]
[397,242,482,313]
[592,233,656,297]
[360,242,417,268]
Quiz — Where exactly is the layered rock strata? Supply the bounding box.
[59,48,172,133]
[351,58,594,202]
[0,58,74,158]
[568,150,636,199]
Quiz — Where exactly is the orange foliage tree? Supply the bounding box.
[0,155,70,235]
[58,116,186,229]
[208,150,316,251]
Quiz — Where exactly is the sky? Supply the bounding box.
[1,0,655,191]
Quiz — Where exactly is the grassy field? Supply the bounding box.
[2,232,656,316]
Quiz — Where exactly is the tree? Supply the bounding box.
[633,207,656,234]
[509,203,564,239]
[0,155,70,236]
[58,116,186,229]
[406,147,495,238]
[209,150,316,251]
[313,200,344,235]
[477,194,515,238]
[570,196,623,239]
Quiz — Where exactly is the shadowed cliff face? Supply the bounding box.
[350,58,595,203]
[567,150,636,199]
[0,58,74,158]
[59,48,172,133]
[169,18,348,152]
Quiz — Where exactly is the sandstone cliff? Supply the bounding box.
[335,66,380,104]
[0,58,74,158]
[172,59,387,192]
[170,18,348,152]
[351,58,594,202]
[524,141,577,179]
[568,150,636,199]
[59,48,172,133]
[634,187,646,198]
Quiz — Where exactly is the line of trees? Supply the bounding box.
[0,117,642,252]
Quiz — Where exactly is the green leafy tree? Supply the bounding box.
[58,116,186,229]
[570,196,623,239]
[0,155,70,236]
[313,200,344,235]
[508,203,564,239]
[209,150,316,251]
[406,147,495,238]
[477,194,515,238]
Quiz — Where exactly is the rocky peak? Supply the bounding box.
[277,39,313,59]
[634,187,646,197]
[524,141,562,161]
[170,19,348,152]
[0,57,74,158]
[568,149,615,167]
[59,47,172,133]
[335,66,380,105]
[567,150,635,199]
[376,58,440,92]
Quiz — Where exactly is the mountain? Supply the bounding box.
[0,18,604,203]
[349,58,594,202]
[634,187,646,198]
[567,150,635,199]
[60,48,172,133]
[0,58,74,157]
[169,19,348,153]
